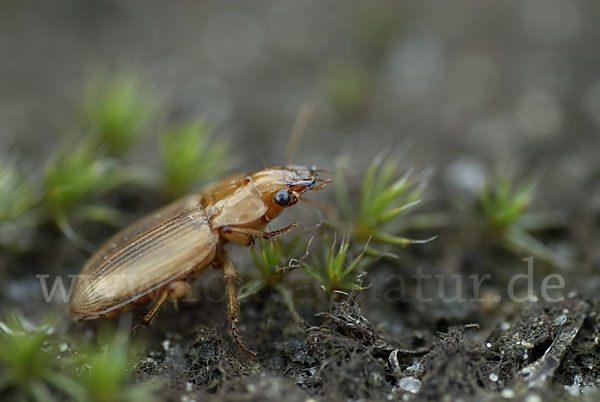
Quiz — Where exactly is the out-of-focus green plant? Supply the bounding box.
[0,157,39,223]
[355,3,402,56]
[159,119,230,198]
[334,155,436,247]
[0,157,41,250]
[1,145,129,251]
[324,62,372,116]
[43,140,125,247]
[480,175,569,269]
[300,236,369,297]
[83,74,156,156]
[481,176,536,232]
[76,334,159,402]
[0,313,83,402]
[1,312,160,402]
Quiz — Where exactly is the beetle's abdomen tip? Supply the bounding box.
[68,304,86,321]
[68,307,104,321]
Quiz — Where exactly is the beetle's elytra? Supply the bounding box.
[69,166,330,356]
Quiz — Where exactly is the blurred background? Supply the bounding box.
[1,0,598,188]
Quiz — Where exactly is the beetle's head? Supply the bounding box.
[250,165,331,221]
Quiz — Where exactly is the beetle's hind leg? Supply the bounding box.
[131,280,190,334]
[222,260,257,357]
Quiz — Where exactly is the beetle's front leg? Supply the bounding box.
[261,222,299,239]
[221,222,298,245]
[221,259,257,357]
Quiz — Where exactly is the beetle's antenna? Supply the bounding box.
[287,102,316,165]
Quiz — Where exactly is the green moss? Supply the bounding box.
[0,157,39,223]
[300,235,369,297]
[479,174,569,269]
[43,141,121,215]
[83,73,156,156]
[0,313,82,402]
[42,140,125,248]
[355,3,402,56]
[159,119,230,198]
[0,313,160,402]
[75,333,159,402]
[240,237,304,321]
[334,154,436,247]
[324,62,372,116]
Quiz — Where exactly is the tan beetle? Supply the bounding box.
[69,166,330,356]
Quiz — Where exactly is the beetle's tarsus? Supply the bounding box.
[231,320,257,357]
[130,322,146,335]
[262,222,298,239]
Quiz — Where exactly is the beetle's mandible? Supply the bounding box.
[69,166,330,356]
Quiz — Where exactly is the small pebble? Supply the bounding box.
[501,388,515,398]
[554,314,567,325]
[501,322,510,331]
[525,394,542,402]
[565,383,580,396]
[406,360,421,372]
[522,341,534,349]
[444,158,486,194]
[489,373,499,382]
[398,376,421,394]
[388,350,400,375]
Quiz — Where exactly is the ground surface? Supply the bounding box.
[1,1,600,401]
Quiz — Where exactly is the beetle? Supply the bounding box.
[69,165,330,356]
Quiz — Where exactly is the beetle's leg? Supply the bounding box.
[222,259,257,357]
[261,222,299,239]
[223,222,298,241]
[168,280,190,311]
[131,288,170,334]
[131,281,189,334]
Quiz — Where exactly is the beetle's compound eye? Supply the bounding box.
[274,189,291,206]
